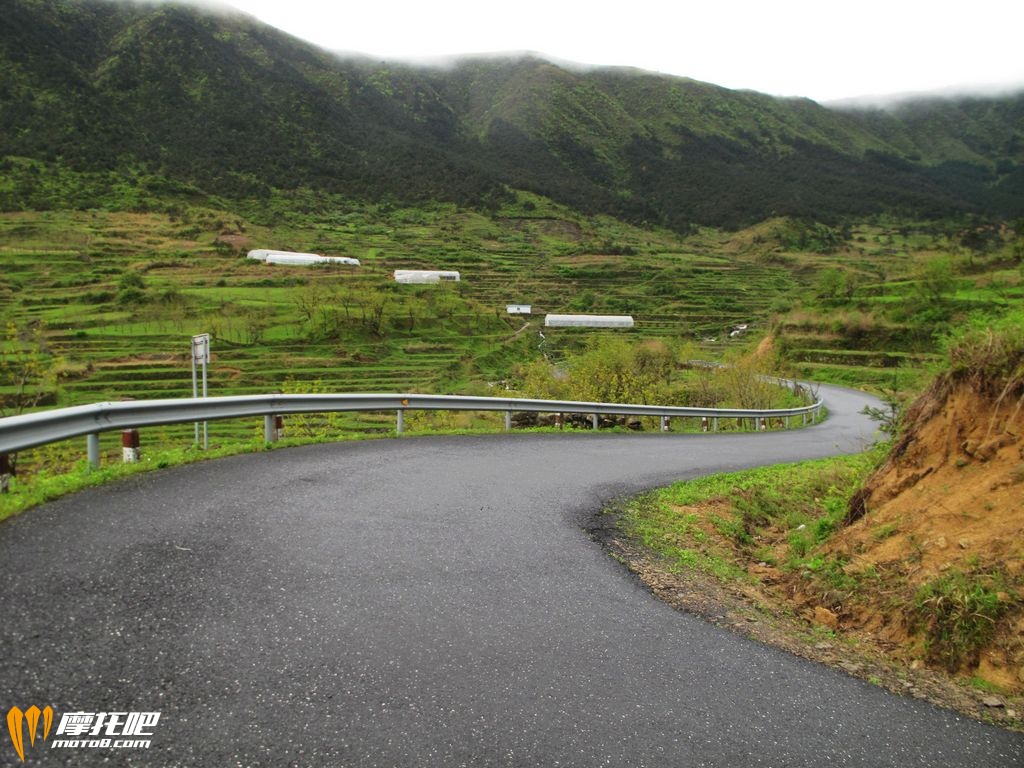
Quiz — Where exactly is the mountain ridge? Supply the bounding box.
[1,0,1022,228]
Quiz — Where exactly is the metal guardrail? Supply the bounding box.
[0,391,824,468]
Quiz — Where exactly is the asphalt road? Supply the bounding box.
[2,384,1022,767]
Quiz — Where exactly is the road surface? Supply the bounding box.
[2,384,1021,766]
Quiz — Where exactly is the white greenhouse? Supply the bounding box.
[544,314,635,328]
[506,304,532,315]
[247,249,360,266]
[393,270,461,284]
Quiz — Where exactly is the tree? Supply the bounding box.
[914,255,956,303]
[815,268,845,300]
[0,321,56,418]
[117,271,147,306]
[1,321,61,483]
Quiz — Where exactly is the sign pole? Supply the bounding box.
[202,350,208,450]
[191,345,199,446]
[191,333,211,449]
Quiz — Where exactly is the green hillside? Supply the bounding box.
[2,0,1023,230]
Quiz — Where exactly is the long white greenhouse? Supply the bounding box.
[393,270,461,284]
[544,314,635,328]
[247,249,360,266]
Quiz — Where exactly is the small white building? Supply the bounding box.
[506,304,532,315]
[544,314,635,328]
[393,270,461,284]
[247,249,360,266]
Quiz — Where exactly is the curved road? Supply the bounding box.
[1,385,1021,766]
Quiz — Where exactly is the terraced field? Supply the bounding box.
[3,203,1020,467]
[771,222,1024,392]
[0,201,798,463]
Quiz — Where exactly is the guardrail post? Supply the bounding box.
[786,415,791,429]
[803,412,808,426]
[87,433,100,469]
[121,429,140,463]
[712,417,718,432]
[264,414,277,443]
[591,414,598,430]
[0,453,12,493]
[505,411,512,431]
[660,416,669,432]
[396,409,404,434]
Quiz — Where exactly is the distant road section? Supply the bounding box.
[1,384,1021,766]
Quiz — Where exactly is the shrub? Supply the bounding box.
[940,311,1024,395]
[913,570,1009,671]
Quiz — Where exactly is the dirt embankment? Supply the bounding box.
[832,381,1024,690]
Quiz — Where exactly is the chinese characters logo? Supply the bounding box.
[6,706,160,762]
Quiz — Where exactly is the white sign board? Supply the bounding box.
[191,333,211,364]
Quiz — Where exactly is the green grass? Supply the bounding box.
[914,570,1012,671]
[615,448,887,588]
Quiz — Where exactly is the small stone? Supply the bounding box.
[982,695,1005,708]
[933,535,947,550]
[814,642,834,651]
[910,660,922,670]
[958,539,970,549]
[840,661,861,673]
[746,616,758,623]
[1006,709,1017,719]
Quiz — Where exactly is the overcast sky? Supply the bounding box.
[216,0,1024,103]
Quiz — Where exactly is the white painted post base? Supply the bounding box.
[121,429,140,463]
